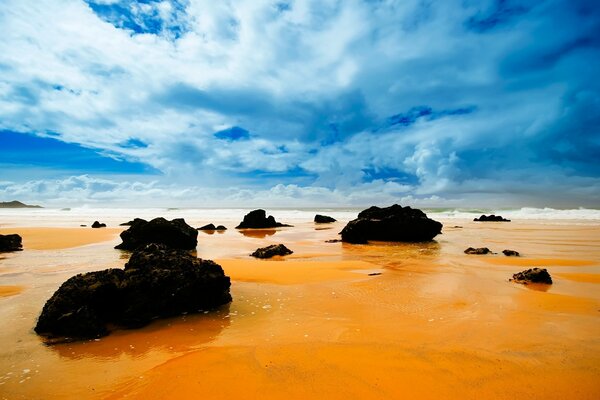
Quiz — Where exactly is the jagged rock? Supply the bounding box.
[115,217,197,250]
[34,243,232,339]
[119,218,145,227]
[198,223,217,230]
[0,234,22,252]
[91,221,106,228]
[474,214,511,222]
[340,204,442,244]
[314,214,336,223]
[511,268,552,285]
[464,247,492,255]
[250,244,293,259]
[503,249,520,256]
[235,209,291,229]
[216,225,227,231]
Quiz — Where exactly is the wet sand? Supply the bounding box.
[0,228,122,250]
[0,217,599,399]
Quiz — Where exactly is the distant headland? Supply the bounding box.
[0,200,43,208]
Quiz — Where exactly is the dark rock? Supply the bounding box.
[368,272,382,276]
[119,218,145,227]
[0,234,23,252]
[314,214,336,223]
[34,243,232,339]
[464,247,492,255]
[325,239,341,243]
[80,225,87,227]
[503,249,520,257]
[115,218,198,250]
[250,244,293,259]
[474,214,511,222]
[511,268,552,284]
[216,225,227,231]
[91,221,106,228]
[236,209,291,229]
[198,223,217,230]
[340,204,442,244]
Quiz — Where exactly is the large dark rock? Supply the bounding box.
[34,243,232,339]
[91,221,106,228]
[474,214,510,222]
[119,218,145,227]
[250,244,293,259]
[235,209,291,229]
[0,234,23,252]
[115,217,197,250]
[464,247,492,255]
[340,204,442,244]
[314,214,336,223]
[511,268,552,285]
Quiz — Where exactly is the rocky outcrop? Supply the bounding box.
[119,218,145,227]
[34,243,232,339]
[250,244,293,259]
[115,218,198,250]
[314,214,336,223]
[0,200,42,208]
[235,210,291,229]
[91,221,106,228]
[464,247,492,255]
[340,204,442,244]
[0,234,22,252]
[474,215,511,222]
[198,224,227,231]
[503,249,520,256]
[511,268,552,284]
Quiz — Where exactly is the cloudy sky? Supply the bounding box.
[1,0,599,207]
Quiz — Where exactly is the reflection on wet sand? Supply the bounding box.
[238,229,277,238]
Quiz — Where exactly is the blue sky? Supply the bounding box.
[0,0,599,207]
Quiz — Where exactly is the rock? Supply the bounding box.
[34,243,232,339]
[80,225,87,227]
[119,218,145,227]
[235,209,291,229]
[511,268,552,284]
[91,221,106,228]
[503,249,520,256]
[474,214,510,222]
[115,217,198,250]
[368,272,382,276]
[325,239,341,243]
[198,223,217,230]
[464,247,492,255]
[250,244,293,259]
[0,200,42,208]
[216,225,227,231]
[314,214,336,223]
[0,234,23,252]
[340,204,442,244]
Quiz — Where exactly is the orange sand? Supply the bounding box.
[0,219,599,399]
[0,285,24,297]
[0,227,121,250]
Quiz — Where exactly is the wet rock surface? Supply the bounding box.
[91,221,106,228]
[198,224,227,231]
[503,249,520,256]
[236,210,291,229]
[511,268,552,284]
[464,247,492,255]
[314,214,336,223]
[0,234,23,252]
[474,215,511,222]
[250,244,293,259]
[35,243,232,339]
[340,204,442,244]
[115,217,198,250]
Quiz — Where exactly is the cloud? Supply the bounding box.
[0,0,598,207]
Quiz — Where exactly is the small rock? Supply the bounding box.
[216,225,227,231]
[511,268,552,284]
[368,272,382,276]
[325,239,341,243]
[236,210,291,229]
[503,249,520,256]
[314,214,336,223]
[474,214,510,222]
[250,244,293,259]
[198,224,217,231]
[91,221,106,228]
[464,247,492,255]
[0,234,22,252]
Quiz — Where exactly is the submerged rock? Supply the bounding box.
[235,209,291,229]
[464,247,492,255]
[0,234,22,252]
[198,223,217,230]
[91,221,106,228]
[34,243,232,339]
[474,215,511,222]
[314,214,336,223]
[503,249,520,256]
[250,244,293,259]
[340,204,442,244]
[511,268,552,285]
[115,217,197,250]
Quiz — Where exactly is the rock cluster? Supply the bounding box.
[340,204,442,244]
[35,243,232,339]
[250,244,293,259]
[464,247,492,255]
[235,210,291,229]
[0,234,22,252]
[198,224,227,231]
[474,215,511,222]
[511,268,552,284]
[115,217,197,250]
[91,221,106,228]
[314,214,336,223]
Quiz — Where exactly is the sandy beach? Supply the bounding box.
[0,209,599,399]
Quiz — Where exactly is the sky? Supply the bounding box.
[0,0,599,208]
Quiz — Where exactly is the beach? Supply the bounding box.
[0,208,599,399]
